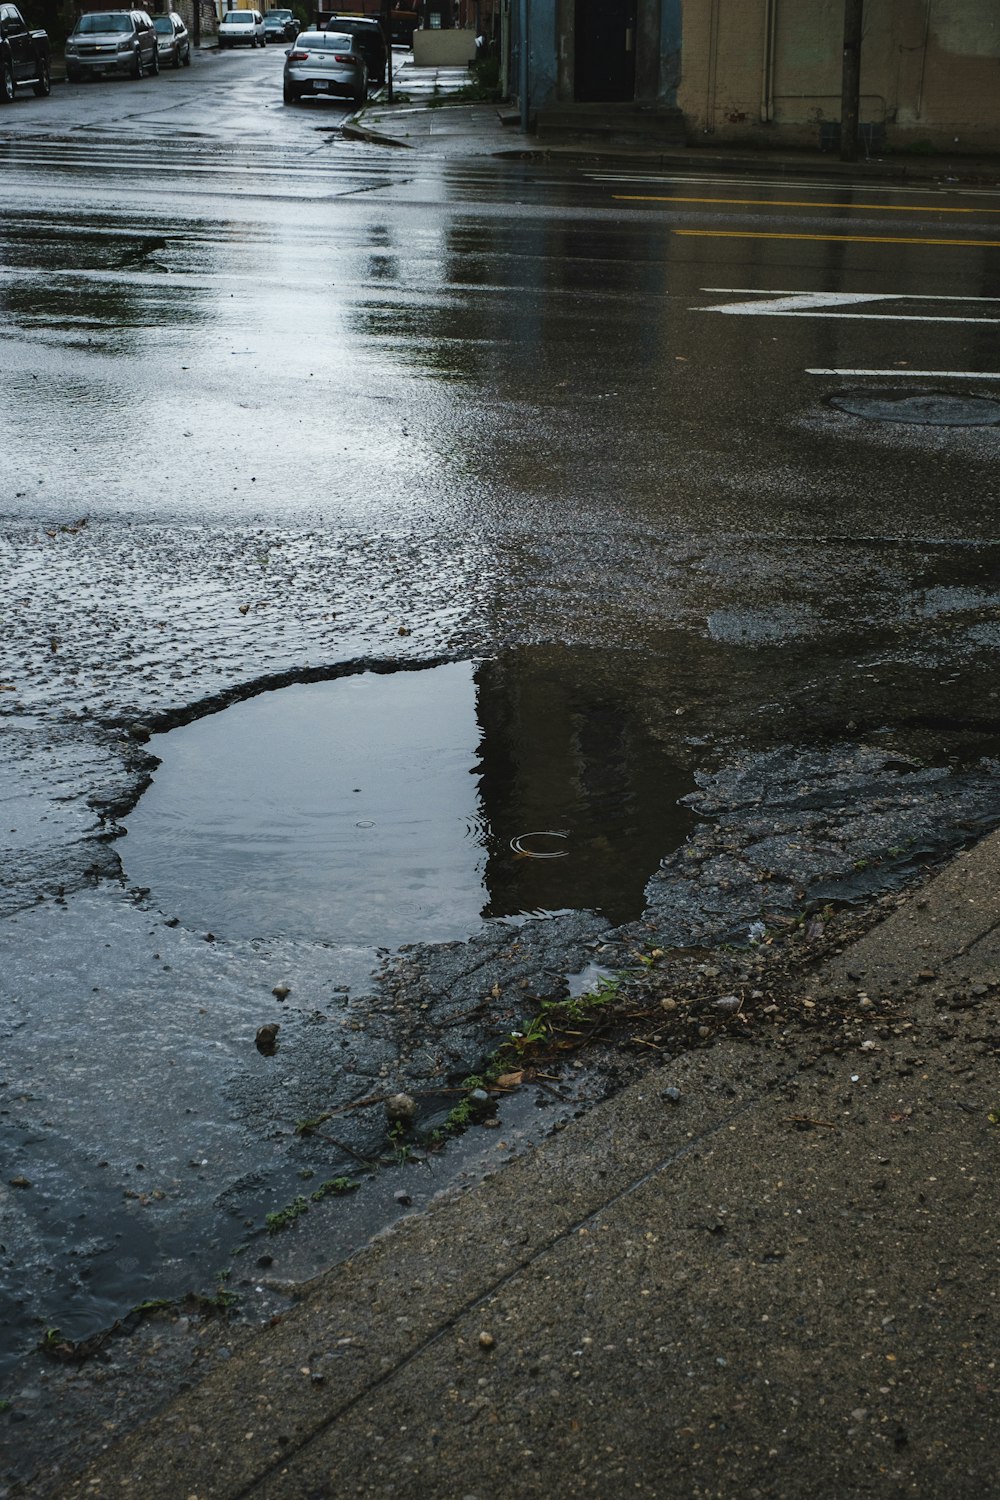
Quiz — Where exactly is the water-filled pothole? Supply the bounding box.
[122,653,695,946]
[830,390,1000,426]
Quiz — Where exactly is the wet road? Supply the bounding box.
[2,48,1000,1473]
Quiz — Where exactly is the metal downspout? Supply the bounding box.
[519,0,528,129]
[915,0,932,119]
[705,0,719,134]
[760,0,776,123]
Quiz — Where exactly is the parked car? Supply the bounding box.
[316,4,418,46]
[64,9,159,80]
[263,8,298,42]
[321,14,385,86]
[282,29,366,105]
[152,11,190,67]
[0,2,50,101]
[218,9,266,47]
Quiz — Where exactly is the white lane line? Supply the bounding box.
[807,368,1000,379]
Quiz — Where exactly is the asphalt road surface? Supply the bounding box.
[2,48,1000,1485]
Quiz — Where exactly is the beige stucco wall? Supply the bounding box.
[678,0,1000,151]
[412,27,477,64]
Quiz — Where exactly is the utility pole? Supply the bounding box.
[840,0,863,162]
[381,0,393,103]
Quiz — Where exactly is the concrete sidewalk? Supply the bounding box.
[349,58,1000,185]
[67,829,999,1498]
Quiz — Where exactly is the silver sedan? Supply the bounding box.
[153,12,191,68]
[282,30,366,107]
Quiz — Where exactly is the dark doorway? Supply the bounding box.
[575,0,637,102]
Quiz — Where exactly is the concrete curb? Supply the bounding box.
[65,828,1000,1499]
[342,120,412,148]
[343,98,1000,181]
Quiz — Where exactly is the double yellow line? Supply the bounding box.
[614,192,1000,249]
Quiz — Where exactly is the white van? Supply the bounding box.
[218,8,266,47]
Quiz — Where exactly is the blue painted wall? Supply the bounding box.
[659,0,681,104]
[513,0,682,114]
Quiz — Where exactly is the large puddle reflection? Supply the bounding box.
[123,651,695,944]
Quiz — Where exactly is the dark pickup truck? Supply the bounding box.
[1,2,51,100]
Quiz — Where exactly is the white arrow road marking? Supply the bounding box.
[703,291,895,314]
[698,289,1000,322]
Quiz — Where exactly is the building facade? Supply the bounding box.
[514,0,1000,153]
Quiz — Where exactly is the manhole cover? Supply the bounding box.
[122,656,693,946]
[830,391,1000,426]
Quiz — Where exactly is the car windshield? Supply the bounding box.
[265,10,291,16]
[153,17,173,31]
[77,13,132,32]
[226,11,254,21]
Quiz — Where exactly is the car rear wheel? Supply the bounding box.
[149,44,159,74]
[1,60,15,101]
[282,81,297,103]
[132,46,143,77]
[182,43,191,64]
[172,43,181,67]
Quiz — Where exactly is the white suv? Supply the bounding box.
[218,9,266,47]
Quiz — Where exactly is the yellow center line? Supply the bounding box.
[674,228,1000,248]
[614,193,1000,216]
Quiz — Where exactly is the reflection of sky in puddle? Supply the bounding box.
[124,663,486,946]
[123,656,695,946]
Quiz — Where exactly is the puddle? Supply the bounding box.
[830,391,1000,426]
[122,654,695,946]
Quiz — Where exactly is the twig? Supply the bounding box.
[780,1115,837,1129]
[310,1132,381,1167]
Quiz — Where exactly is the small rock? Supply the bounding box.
[9,1175,31,1189]
[660,1087,682,1104]
[386,1092,417,1125]
[255,1024,280,1056]
[394,1190,412,1206]
[478,1331,495,1349]
[713,995,741,1011]
[272,983,291,1001]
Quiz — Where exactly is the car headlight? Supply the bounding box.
[118,37,133,50]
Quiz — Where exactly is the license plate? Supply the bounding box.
[314,80,330,89]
